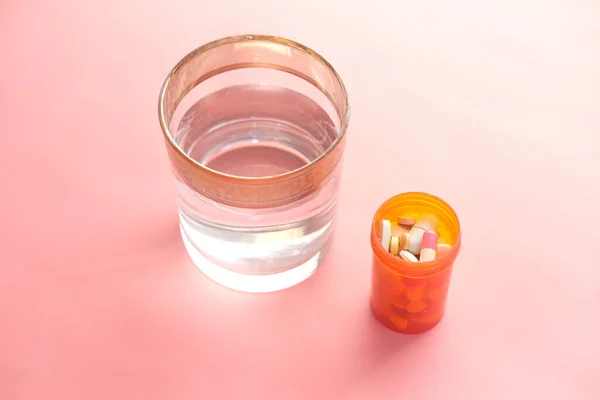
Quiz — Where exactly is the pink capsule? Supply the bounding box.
[419,231,438,262]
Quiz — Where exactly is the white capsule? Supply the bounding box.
[419,248,436,262]
[399,250,419,262]
[380,219,392,252]
[408,216,437,255]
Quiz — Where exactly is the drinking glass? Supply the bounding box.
[158,34,350,293]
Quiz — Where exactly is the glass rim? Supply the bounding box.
[158,34,350,184]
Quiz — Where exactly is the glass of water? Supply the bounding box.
[158,34,350,293]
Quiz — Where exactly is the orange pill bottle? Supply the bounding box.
[370,192,462,334]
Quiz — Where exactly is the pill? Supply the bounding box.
[404,285,425,302]
[391,223,409,237]
[407,300,426,313]
[393,277,406,293]
[397,216,416,226]
[380,219,391,251]
[436,243,452,258]
[419,231,438,262]
[426,287,444,301]
[408,215,437,255]
[399,232,410,251]
[389,315,409,329]
[399,250,418,262]
[392,296,409,310]
[390,236,399,255]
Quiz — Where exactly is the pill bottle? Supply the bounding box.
[370,192,462,334]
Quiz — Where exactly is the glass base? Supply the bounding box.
[180,225,323,293]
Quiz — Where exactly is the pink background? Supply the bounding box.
[1,0,599,399]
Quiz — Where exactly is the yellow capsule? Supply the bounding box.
[390,236,399,255]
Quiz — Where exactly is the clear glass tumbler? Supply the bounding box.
[158,35,350,293]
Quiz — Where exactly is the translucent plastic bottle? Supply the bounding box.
[370,192,462,334]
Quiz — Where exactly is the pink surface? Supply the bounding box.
[1,0,599,399]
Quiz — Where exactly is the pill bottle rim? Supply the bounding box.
[370,192,462,277]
